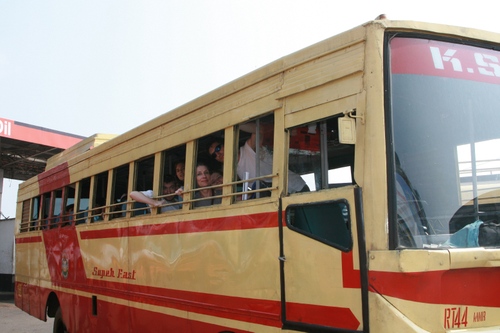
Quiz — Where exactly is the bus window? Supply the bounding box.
[133,156,155,216]
[288,115,355,192]
[51,189,63,228]
[158,145,185,213]
[286,200,353,251]
[40,193,50,229]
[76,177,90,225]
[193,132,223,208]
[92,171,108,222]
[161,144,186,188]
[110,164,129,219]
[135,156,154,191]
[234,115,275,199]
[20,199,30,232]
[30,196,40,230]
[63,185,75,226]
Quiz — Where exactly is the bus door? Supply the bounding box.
[280,187,365,332]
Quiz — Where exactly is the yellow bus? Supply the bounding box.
[14,17,500,333]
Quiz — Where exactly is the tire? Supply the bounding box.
[53,307,68,333]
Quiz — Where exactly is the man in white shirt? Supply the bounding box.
[209,124,307,194]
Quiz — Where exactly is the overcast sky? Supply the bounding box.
[1,0,499,218]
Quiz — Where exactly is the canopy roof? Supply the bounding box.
[0,118,85,181]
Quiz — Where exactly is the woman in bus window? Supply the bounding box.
[177,161,221,208]
[194,161,221,207]
[175,161,185,187]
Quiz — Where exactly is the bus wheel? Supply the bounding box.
[53,307,68,333]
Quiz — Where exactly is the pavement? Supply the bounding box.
[0,291,54,332]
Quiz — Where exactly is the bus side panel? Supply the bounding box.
[368,251,500,331]
[53,289,256,333]
[14,235,45,320]
[77,212,283,332]
[64,292,96,333]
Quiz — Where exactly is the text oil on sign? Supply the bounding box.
[0,119,12,137]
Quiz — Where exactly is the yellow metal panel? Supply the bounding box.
[284,74,362,116]
[449,248,500,269]
[369,293,429,333]
[359,22,388,252]
[373,293,500,332]
[369,250,451,272]
[281,186,363,329]
[284,94,358,129]
[278,41,365,99]
[46,134,117,170]
[15,242,30,278]
[77,215,280,302]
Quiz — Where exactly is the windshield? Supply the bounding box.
[388,36,500,249]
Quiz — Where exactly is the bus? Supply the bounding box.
[14,17,500,333]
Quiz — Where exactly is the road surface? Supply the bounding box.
[0,298,54,333]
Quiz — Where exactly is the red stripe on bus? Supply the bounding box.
[127,284,282,327]
[341,251,361,288]
[286,302,360,330]
[369,267,500,307]
[15,236,42,244]
[80,212,278,239]
[38,162,71,193]
[52,278,282,327]
[16,282,256,332]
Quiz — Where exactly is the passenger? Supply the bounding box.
[176,161,221,207]
[92,198,106,222]
[63,204,75,226]
[208,123,308,193]
[175,161,185,187]
[210,171,223,186]
[130,175,181,212]
[112,193,128,218]
[210,171,223,196]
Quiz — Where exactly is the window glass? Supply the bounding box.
[162,145,186,189]
[41,193,50,229]
[133,156,155,216]
[389,37,500,248]
[288,115,355,193]
[77,178,90,224]
[111,164,129,219]
[93,171,108,222]
[30,196,40,230]
[287,200,353,251]
[234,115,275,199]
[194,132,223,208]
[135,156,154,191]
[158,145,185,213]
[63,185,75,226]
[51,189,63,227]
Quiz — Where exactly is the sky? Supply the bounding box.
[1,0,500,218]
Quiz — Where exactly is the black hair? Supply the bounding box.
[163,174,178,186]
